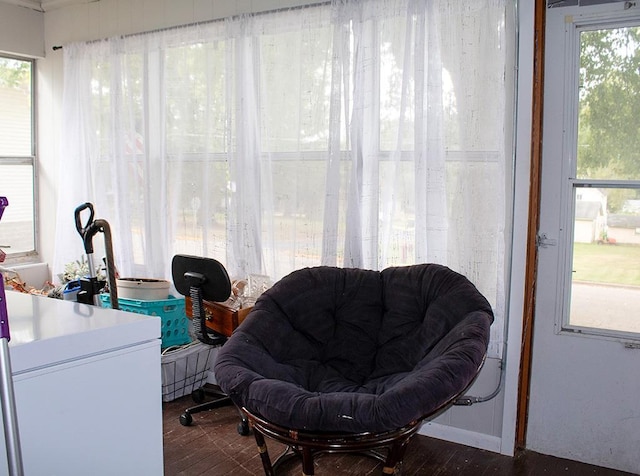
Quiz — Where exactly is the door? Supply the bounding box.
[527,3,640,474]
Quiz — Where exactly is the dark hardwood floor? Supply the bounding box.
[162,391,634,476]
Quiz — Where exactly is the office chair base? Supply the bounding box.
[178,386,250,435]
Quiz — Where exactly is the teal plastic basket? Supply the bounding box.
[100,294,191,348]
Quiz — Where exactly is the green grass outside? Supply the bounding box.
[572,242,640,286]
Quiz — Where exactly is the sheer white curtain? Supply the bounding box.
[54,0,514,355]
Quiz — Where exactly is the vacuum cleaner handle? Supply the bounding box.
[74,202,96,254]
[73,203,119,309]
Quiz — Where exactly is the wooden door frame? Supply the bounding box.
[515,0,546,449]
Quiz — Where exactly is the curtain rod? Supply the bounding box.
[51,0,332,51]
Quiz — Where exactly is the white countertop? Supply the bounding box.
[5,291,161,374]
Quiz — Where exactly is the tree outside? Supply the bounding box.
[577,26,640,212]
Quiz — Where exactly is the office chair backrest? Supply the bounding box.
[171,254,232,345]
[171,254,231,302]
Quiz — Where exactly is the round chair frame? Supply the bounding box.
[241,353,487,476]
[244,407,422,476]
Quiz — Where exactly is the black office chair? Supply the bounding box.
[171,254,249,434]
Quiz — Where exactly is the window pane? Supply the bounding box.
[0,58,32,156]
[570,186,640,333]
[269,159,329,270]
[260,28,333,153]
[378,159,416,266]
[169,159,229,263]
[165,44,228,154]
[577,26,640,180]
[0,164,35,254]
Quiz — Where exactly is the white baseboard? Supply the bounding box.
[419,421,502,453]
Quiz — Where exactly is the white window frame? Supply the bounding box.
[0,54,38,262]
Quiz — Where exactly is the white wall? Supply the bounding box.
[0,0,533,457]
[0,3,44,58]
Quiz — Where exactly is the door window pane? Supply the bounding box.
[570,187,640,333]
[569,25,640,335]
[577,26,640,181]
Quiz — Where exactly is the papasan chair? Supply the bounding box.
[214,264,493,475]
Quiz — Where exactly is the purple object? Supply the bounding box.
[0,281,8,341]
[0,196,7,221]
[0,195,22,475]
[0,196,8,340]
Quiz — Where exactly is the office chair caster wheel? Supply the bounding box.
[237,420,250,436]
[191,388,205,403]
[179,412,193,426]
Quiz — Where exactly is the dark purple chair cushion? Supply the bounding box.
[214,264,493,433]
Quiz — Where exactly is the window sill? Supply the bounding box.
[1,261,49,290]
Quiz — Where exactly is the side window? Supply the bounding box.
[0,55,36,260]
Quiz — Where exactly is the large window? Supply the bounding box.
[56,0,514,356]
[0,55,36,259]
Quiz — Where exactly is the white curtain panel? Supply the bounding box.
[55,0,515,356]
